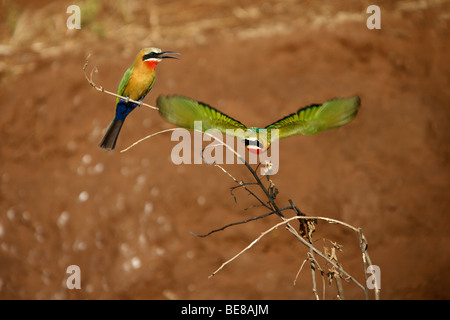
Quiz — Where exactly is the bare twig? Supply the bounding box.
[191,205,297,238]
[359,228,380,300]
[209,215,367,296]
[359,228,370,300]
[120,128,183,153]
[282,218,366,293]
[190,211,275,237]
[208,216,290,278]
[293,258,309,286]
[198,138,375,298]
[83,54,159,111]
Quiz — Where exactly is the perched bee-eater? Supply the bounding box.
[157,95,360,153]
[99,48,179,150]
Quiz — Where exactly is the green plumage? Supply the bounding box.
[265,96,361,139]
[157,95,361,150]
[116,66,133,103]
[157,95,247,134]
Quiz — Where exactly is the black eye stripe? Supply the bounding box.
[142,52,159,60]
[245,139,263,148]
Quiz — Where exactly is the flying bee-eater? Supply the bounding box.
[99,48,179,150]
[157,95,360,153]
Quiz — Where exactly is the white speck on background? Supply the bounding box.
[131,256,141,269]
[82,154,92,165]
[57,211,70,227]
[78,191,89,202]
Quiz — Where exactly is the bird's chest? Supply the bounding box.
[125,69,156,100]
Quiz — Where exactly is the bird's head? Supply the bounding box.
[140,47,179,69]
[244,128,270,154]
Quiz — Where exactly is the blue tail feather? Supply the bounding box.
[99,99,139,150]
[114,99,139,121]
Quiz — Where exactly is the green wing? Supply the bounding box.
[265,96,360,139]
[116,66,133,104]
[157,95,248,136]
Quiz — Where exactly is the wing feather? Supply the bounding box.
[265,96,360,139]
[116,67,133,104]
[157,95,248,137]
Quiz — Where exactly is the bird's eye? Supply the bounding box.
[245,139,263,149]
[143,52,158,60]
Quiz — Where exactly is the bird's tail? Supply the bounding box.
[98,120,124,150]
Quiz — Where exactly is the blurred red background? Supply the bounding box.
[0,0,449,299]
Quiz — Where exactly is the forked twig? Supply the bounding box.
[192,135,377,298]
[209,215,368,294]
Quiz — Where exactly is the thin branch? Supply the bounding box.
[307,252,321,300]
[213,163,270,210]
[192,205,295,238]
[293,258,309,286]
[209,217,286,278]
[358,228,380,300]
[282,218,366,293]
[202,139,273,211]
[199,131,285,218]
[83,54,158,111]
[359,228,370,300]
[190,211,275,237]
[209,215,367,294]
[214,163,272,210]
[230,182,259,191]
[204,136,372,296]
[120,128,183,153]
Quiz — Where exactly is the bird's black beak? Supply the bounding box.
[143,51,180,61]
[158,51,180,59]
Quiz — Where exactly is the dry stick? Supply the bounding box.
[289,199,320,299]
[83,54,159,111]
[309,253,320,300]
[335,271,345,300]
[207,144,369,295]
[282,218,367,294]
[190,211,275,237]
[294,258,309,286]
[294,254,324,298]
[359,228,370,300]
[328,241,346,300]
[202,130,285,219]
[359,228,380,300]
[192,205,296,238]
[209,217,289,278]
[248,166,285,219]
[200,134,274,213]
[216,165,271,211]
[210,215,366,294]
[120,128,183,153]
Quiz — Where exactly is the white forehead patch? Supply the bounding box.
[143,47,163,62]
[146,47,162,53]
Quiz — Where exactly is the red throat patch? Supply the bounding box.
[247,146,262,154]
[144,60,159,70]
